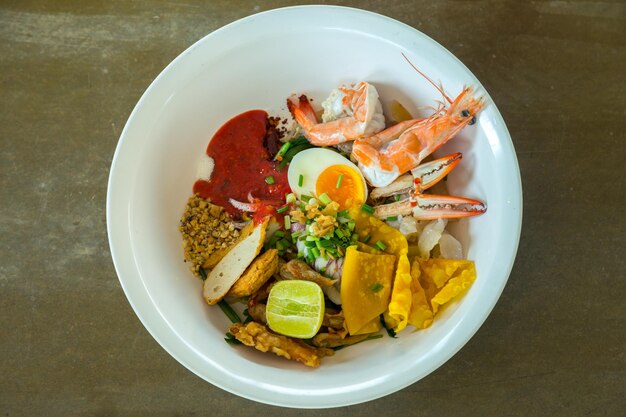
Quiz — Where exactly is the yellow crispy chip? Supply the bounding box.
[341,246,395,335]
[414,258,476,315]
[431,263,476,311]
[350,208,412,332]
[388,256,412,332]
[407,260,433,329]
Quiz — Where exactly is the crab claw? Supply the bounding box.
[369,153,463,201]
[411,194,486,220]
[410,152,462,191]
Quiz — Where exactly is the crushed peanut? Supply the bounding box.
[179,194,240,275]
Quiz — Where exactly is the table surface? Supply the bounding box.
[1,1,625,416]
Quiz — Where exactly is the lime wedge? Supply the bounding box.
[266,280,325,339]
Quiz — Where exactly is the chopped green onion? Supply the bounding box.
[347,220,355,231]
[370,282,384,293]
[286,193,296,203]
[273,231,285,238]
[375,240,387,251]
[310,247,321,258]
[224,332,242,345]
[304,240,317,248]
[265,176,275,185]
[274,141,291,160]
[306,251,315,264]
[386,216,398,222]
[318,193,331,205]
[298,174,304,187]
[380,314,397,338]
[360,203,375,214]
[218,300,241,324]
[305,235,319,242]
[363,235,372,243]
[276,238,291,250]
[331,334,383,351]
[337,209,350,218]
[336,174,344,189]
[335,229,344,239]
[301,194,312,202]
[284,215,291,230]
[394,194,402,202]
[276,205,289,214]
[291,231,303,240]
[351,233,359,242]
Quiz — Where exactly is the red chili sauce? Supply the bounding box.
[193,110,290,220]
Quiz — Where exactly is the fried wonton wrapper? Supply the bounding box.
[407,263,434,329]
[412,258,477,317]
[350,208,413,332]
[341,246,395,335]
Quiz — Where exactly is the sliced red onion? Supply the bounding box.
[290,222,306,233]
[231,220,251,230]
[228,198,256,212]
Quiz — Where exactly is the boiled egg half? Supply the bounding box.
[288,148,368,208]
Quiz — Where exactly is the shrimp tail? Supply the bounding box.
[287,94,318,133]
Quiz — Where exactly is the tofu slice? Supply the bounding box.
[203,218,268,305]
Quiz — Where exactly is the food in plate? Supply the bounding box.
[179,58,487,367]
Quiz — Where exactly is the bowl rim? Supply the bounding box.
[107,5,523,408]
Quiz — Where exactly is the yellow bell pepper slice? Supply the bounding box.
[341,246,395,335]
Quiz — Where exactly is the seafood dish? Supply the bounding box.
[179,56,486,368]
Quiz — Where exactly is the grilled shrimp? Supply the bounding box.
[287,82,385,146]
[353,86,484,187]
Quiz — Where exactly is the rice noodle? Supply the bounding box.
[438,232,463,259]
[418,218,447,259]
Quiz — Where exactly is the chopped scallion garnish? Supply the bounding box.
[360,203,374,214]
[386,216,398,222]
[286,193,296,203]
[336,174,344,189]
[217,300,241,324]
[337,209,349,218]
[310,247,321,258]
[274,141,291,160]
[265,175,275,185]
[375,240,387,251]
[318,193,331,205]
[276,205,289,214]
[370,282,384,293]
[284,215,291,230]
[363,235,372,243]
[274,230,285,238]
[298,174,304,187]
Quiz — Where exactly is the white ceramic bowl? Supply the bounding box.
[107,6,522,408]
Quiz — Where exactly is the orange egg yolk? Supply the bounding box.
[315,165,365,209]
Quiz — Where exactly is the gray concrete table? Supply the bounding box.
[1,1,624,416]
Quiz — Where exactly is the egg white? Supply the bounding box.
[287,148,368,201]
